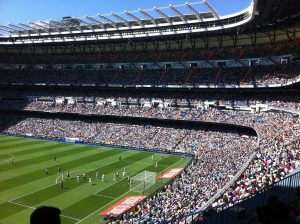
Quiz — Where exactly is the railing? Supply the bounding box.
[173,170,300,224]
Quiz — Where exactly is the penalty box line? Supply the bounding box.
[7,201,80,221]
[77,158,185,224]
[92,156,169,196]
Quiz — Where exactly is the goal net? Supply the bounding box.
[130,171,156,193]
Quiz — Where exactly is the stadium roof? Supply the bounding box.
[0,0,254,44]
[245,0,300,30]
[0,0,223,37]
[0,0,300,45]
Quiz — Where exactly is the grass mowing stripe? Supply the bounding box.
[97,156,177,198]
[0,154,12,160]
[0,202,26,220]
[0,142,63,157]
[0,153,177,221]
[60,216,77,224]
[0,202,78,224]
[0,136,35,144]
[0,141,54,153]
[0,149,123,192]
[71,156,185,223]
[0,152,146,220]
[0,140,45,149]
[0,138,24,145]
[0,144,70,170]
[63,196,112,220]
[4,150,149,217]
[0,150,130,220]
[0,136,190,224]
[10,152,147,206]
[0,145,95,172]
[61,155,177,220]
[0,146,103,181]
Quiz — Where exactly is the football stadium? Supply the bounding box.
[0,0,300,223]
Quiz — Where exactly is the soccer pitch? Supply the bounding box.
[0,135,191,224]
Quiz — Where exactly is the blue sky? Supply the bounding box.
[0,0,251,24]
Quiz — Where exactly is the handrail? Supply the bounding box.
[174,169,300,223]
[172,106,299,224]
[182,127,260,223]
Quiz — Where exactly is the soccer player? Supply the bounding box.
[58,167,61,174]
[96,171,99,179]
[116,172,119,179]
[122,170,126,179]
[45,167,49,175]
[113,173,116,181]
[67,171,70,180]
[76,174,80,183]
[102,174,105,182]
[89,177,92,185]
[119,156,121,162]
[155,161,158,168]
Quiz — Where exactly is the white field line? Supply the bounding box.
[92,158,168,195]
[60,215,81,221]
[93,175,132,195]
[8,201,36,210]
[7,154,140,202]
[6,156,147,218]
[8,201,80,221]
[94,194,116,199]
[8,182,58,203]
[76,186,133,223]
[9,168,95,202]
[76,157,187,224]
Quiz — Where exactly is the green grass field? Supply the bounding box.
[0,135,191,224]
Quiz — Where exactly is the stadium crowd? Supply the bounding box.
[0,62,299,86]
[0,106,299,223]
[120,110,300,223]
[0,39,298,64]
[0,114,257,222]
[1,89,300,115]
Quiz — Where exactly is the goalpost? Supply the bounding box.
[130,171,156,193]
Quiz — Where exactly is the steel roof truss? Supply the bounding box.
[203,0,220,19]
[125,11,144,27]
[77,19,94,30]
[139,9,157,25]
[111,13,130,27]
[98,15,117,27]
[169,5,186,23]
[154,7,172,24]
[85,16,105,29]
[185,3,203,21]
